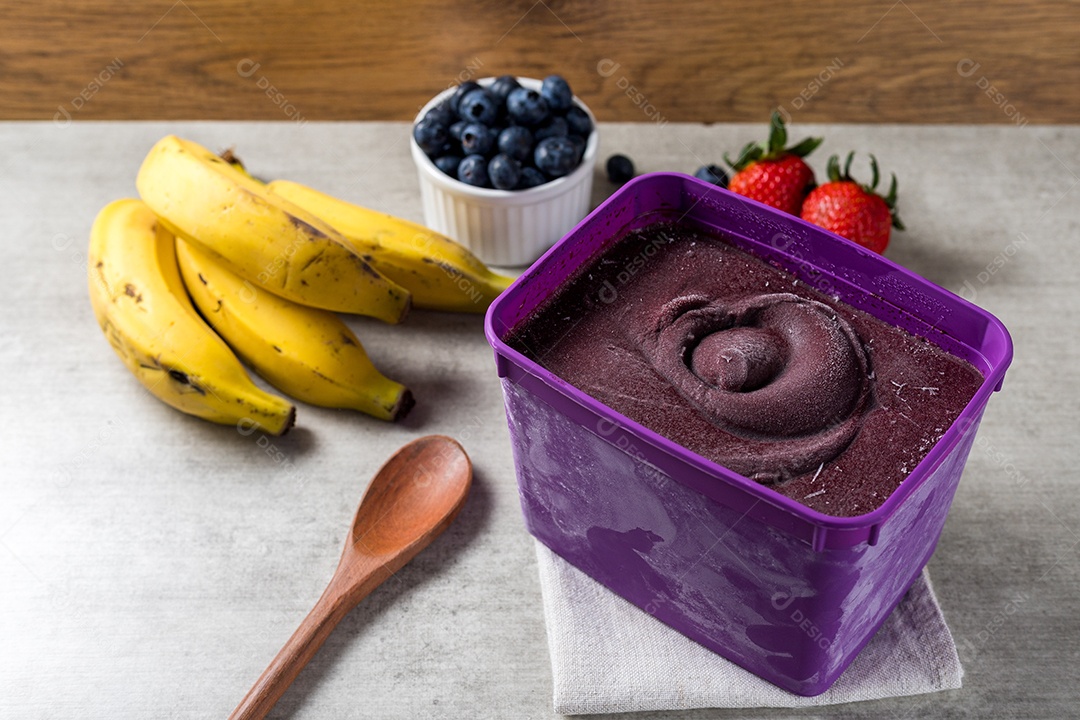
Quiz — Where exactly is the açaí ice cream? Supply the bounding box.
[506,221,984,517]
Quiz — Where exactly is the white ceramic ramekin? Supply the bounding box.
[410,77,598,267]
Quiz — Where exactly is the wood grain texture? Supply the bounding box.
[2,0,1077,123]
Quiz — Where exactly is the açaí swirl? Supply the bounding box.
[634,292,874,483]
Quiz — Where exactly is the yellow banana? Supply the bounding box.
[135,135,411,323]
[175,239,415,422]
[87,199,295,435]
[265,179,513,313]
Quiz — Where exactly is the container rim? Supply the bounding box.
[485,171,1014,549]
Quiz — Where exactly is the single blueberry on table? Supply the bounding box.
[457,154,491,187]
[534,116,569,141]
[460,123,495,156]
[498,125,534,163]
[488,153,522,190]
[534,136,579,178]
[564,105,592,137]
[517,166,548,189]
[448,81,481,115]
[434,155,463,177]
[506,87,550,126]
[694,164,729,187]
[458,89,499,126]
[488,75,521,103]
[413,118,448,157]
[606,154,635,185]
[540,75,573,113]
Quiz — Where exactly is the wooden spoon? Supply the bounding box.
[228,435,473,720]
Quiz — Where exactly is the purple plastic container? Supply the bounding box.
[484,173,1012,696]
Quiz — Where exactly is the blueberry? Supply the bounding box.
[564,105,592,137]
[540,75,573,113]
[448,81,481,115]
[488,153,522,190]
[457,154,490,187]
[694,164,729,187]
[413,118,448,157]
[534,136,579,178]
[566,133,587,161]
[606,154,635,185]
[460,123,494,156]
[488,75,521,104]
[424,101,456,128]
[507,87,550,126]
[438,140,461,158]
[498,126,533,162]
[517,166,548,189]
[448,120,468,141]
[458,89,499,126]
[534,116,569,141]
[434,155,463,177]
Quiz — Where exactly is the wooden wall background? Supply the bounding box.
[3,0,1077,124]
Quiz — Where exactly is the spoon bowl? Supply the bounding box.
[349,435,472,555]
[229,435,472,720]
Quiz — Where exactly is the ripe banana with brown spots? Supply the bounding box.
[265,179,513,313]
[87,198,296,435]
[175,239,414,422]
[135,135,412,323]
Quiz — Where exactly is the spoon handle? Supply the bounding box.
[228,571,366,720]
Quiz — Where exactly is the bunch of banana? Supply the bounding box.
[89,134,514,432]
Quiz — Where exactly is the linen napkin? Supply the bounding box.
[535,541,963,715]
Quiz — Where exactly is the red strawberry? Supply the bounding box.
[725,111,823,215]
[800,153,904,254]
